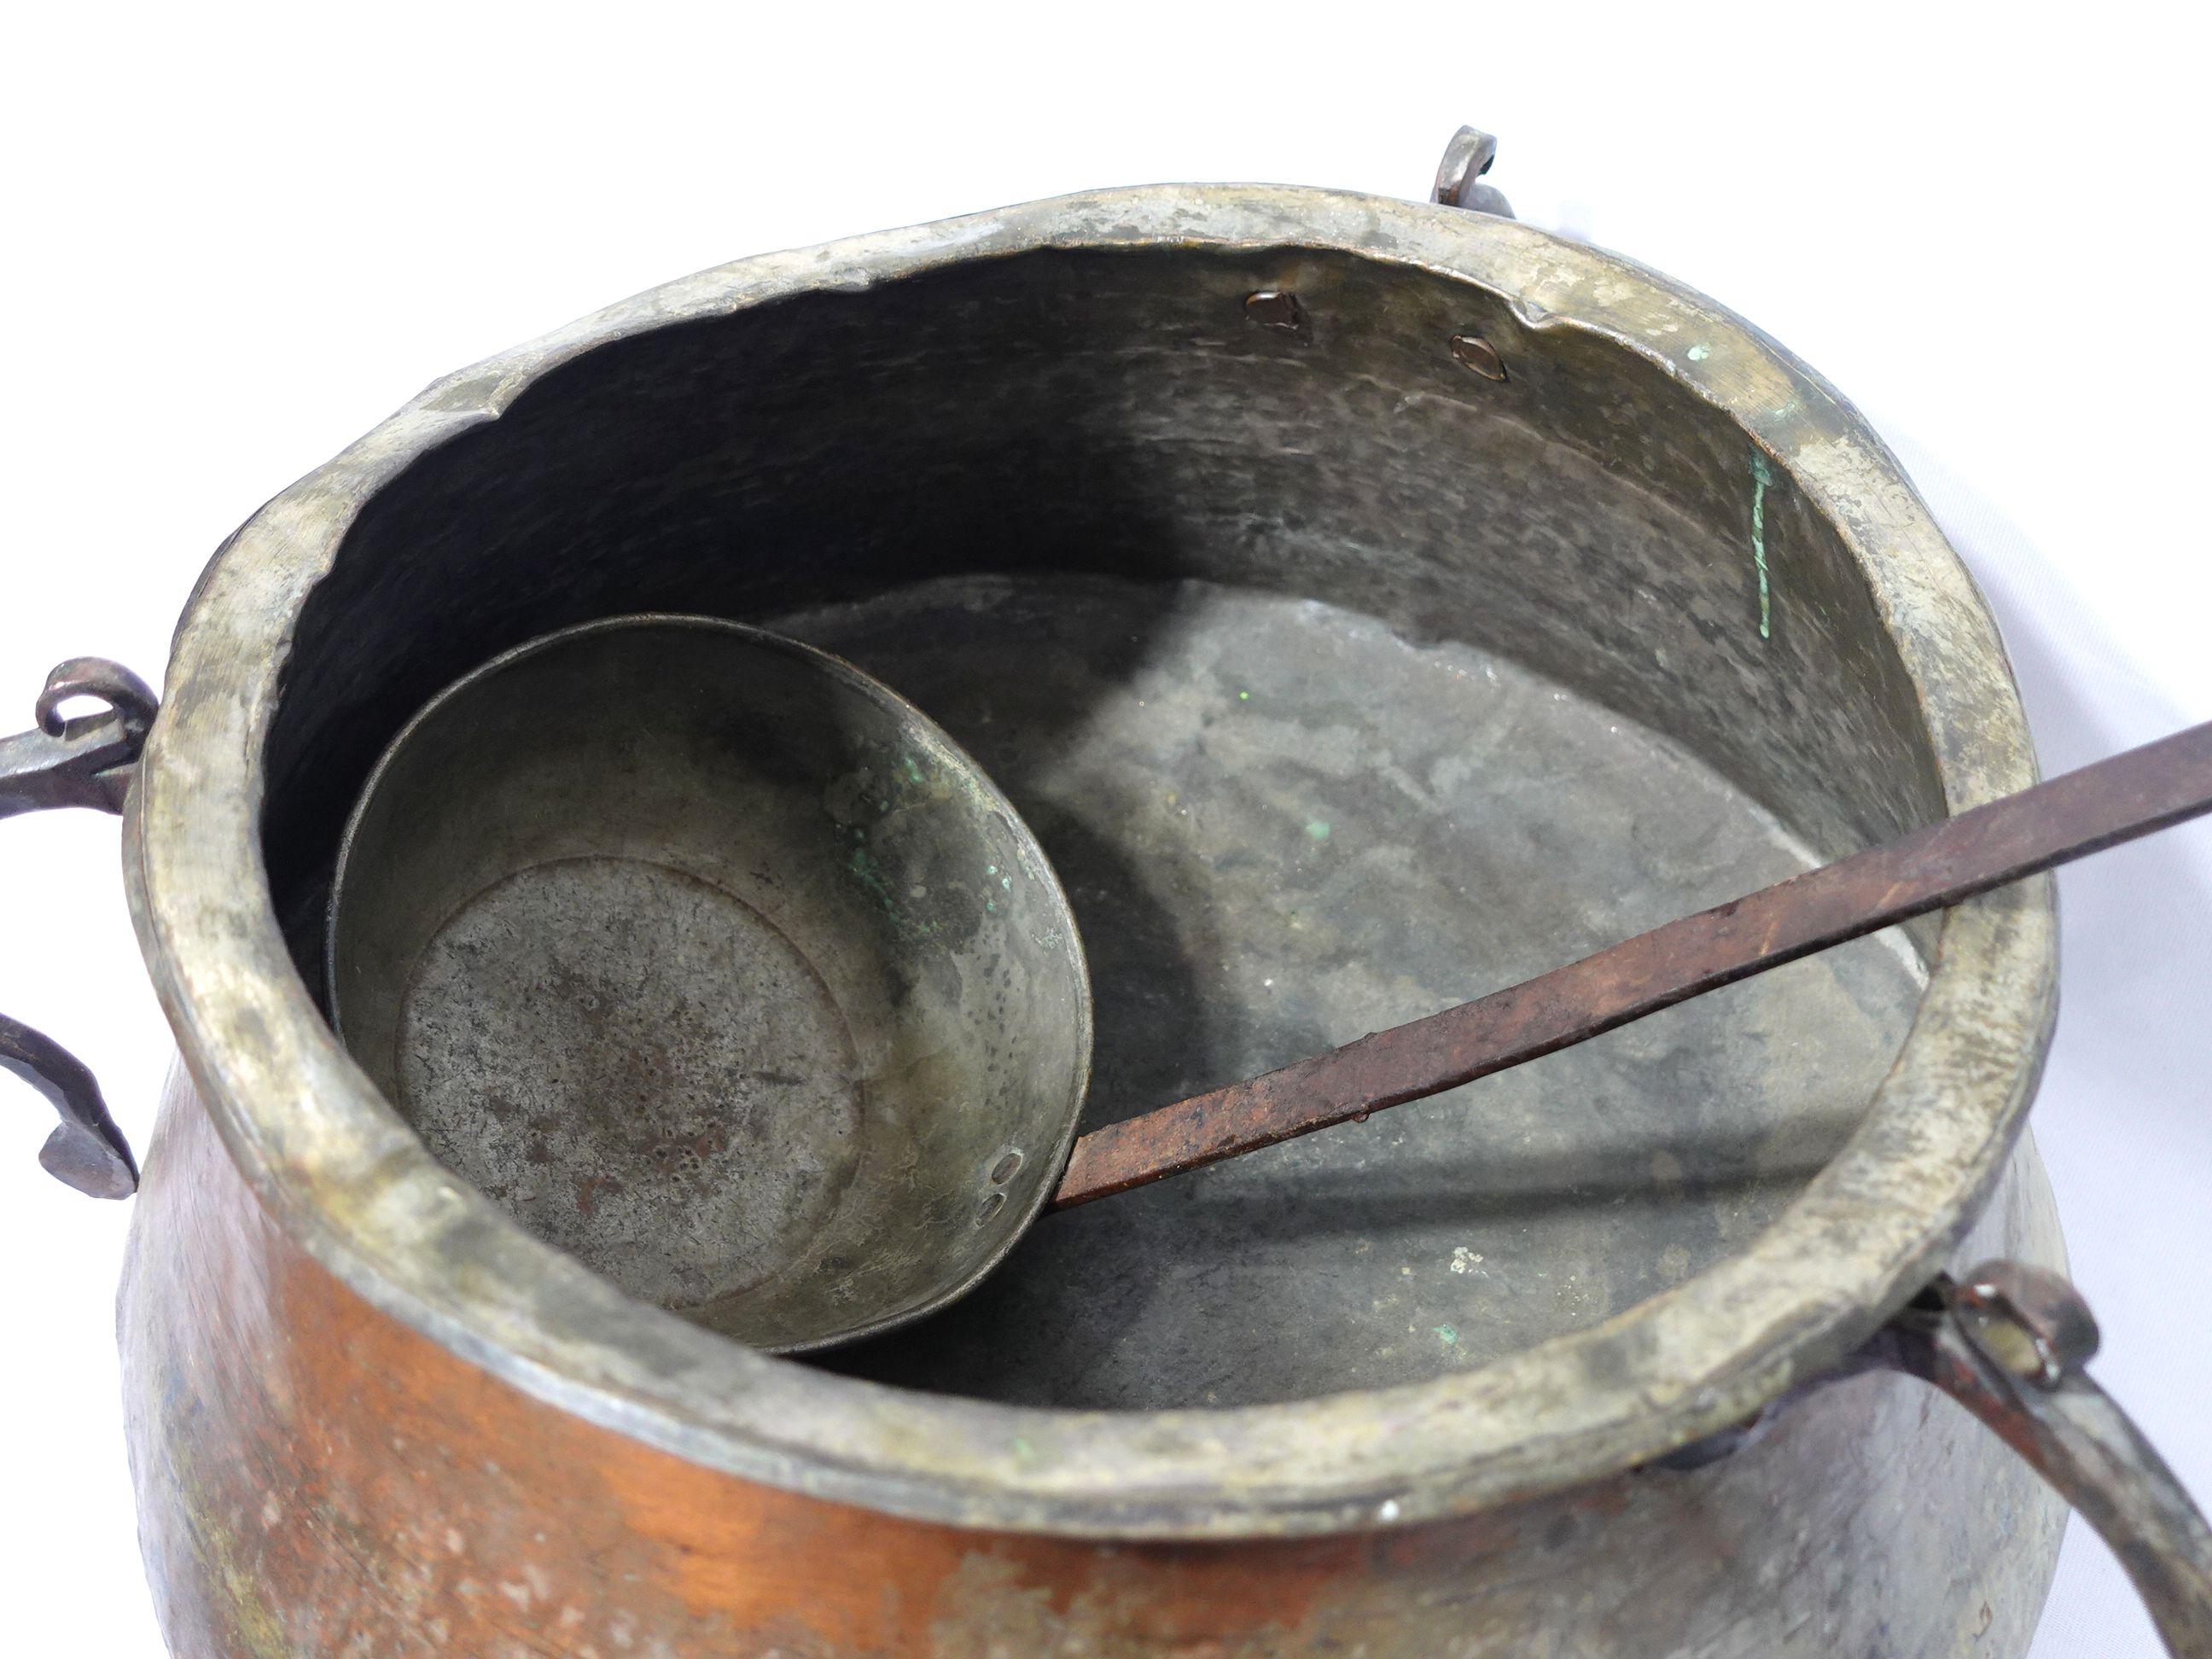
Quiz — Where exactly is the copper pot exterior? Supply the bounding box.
[123,1066,2067,1657]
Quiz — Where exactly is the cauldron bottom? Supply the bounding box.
[780,571,1926,1409]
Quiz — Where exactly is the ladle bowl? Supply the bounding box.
[326,614,1091,1352]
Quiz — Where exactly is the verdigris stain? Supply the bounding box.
[1749,449,1776,641]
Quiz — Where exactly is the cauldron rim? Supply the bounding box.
[128,182,2053,1540]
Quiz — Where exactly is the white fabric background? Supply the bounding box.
[2,7,2204,1652]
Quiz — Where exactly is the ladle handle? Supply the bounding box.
[1054,717,2212,1208]
[0,657,155,1199]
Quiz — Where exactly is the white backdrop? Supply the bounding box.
[3,6,2205,1654]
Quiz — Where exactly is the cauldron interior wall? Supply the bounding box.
[255,241,1953,1405]
[265,244,1942,972]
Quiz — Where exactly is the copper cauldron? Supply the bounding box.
[7,131,2209,1656]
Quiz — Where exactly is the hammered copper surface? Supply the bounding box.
[125,1068,2064,1657]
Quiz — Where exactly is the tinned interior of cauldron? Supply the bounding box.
[259,242,1946,1410]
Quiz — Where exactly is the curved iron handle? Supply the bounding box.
[1431,125,1515,219]
[0,657,155,1199]
[1670,1262,2212,1651]
[1866,1264,2212,1656]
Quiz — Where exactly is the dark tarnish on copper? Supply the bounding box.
[1056,719,2212,1208]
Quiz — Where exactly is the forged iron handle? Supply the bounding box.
[0,1016,137,1199]
[1674,1263,2212,1653]
[0,657,155,1199]
[1431,125,1514,219]
[1866,1265,2212,1656]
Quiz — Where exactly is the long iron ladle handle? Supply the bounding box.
[1053,717,2212,1208]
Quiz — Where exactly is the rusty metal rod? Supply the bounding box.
[1052,719,2212,1210]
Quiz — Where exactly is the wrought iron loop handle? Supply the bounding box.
[1668,1264,2212,1656]
[0,657,156,1199]
[1874,1266,2212,1657]
[1431,125,1514,218]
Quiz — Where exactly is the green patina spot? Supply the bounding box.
[1306,820,1331,841]
[1433,1324,1459,1346]
[902,753,926,785]
[849,845,893,905]
[1749,450,1775,641]
[1010,1435,1037,1462]
[1686,343,1711,362]
[1237,690,1250,701]
[848,841,936,936]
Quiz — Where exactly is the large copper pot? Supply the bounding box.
[8,133,2208,1655]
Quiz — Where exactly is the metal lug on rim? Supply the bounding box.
[1955,1260,2101,1389]
[35,656,158,743]
[1653,1406,1773,1470]
[1433,125,1515,219]
[2,657,160,821]
[1450,332,1509,382]
[1244,289,1309,341]
[1860,1264,2212,1654]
